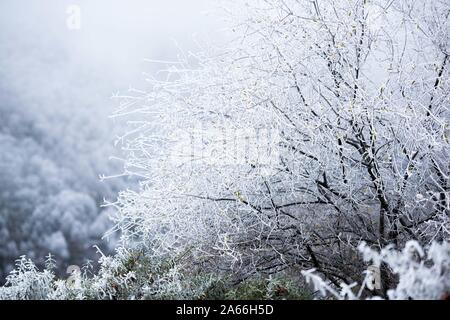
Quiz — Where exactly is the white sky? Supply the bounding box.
[0,0,226,100]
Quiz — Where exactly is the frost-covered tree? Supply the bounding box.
[110,0,450,296]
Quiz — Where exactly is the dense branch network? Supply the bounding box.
[112,0,450,292]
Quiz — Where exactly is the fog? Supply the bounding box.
[0,0,224,91]
[0,0,225,280]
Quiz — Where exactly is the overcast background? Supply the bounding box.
[0,0,225,282]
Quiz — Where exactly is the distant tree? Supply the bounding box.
[0,63,126,281]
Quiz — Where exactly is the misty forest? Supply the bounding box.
[0,0,449,300]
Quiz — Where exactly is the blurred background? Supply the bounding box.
[0,0,224,282]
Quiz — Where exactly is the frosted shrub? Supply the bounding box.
[0,256,55,300]
[302,241,450,300]
[0,247,220,300]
